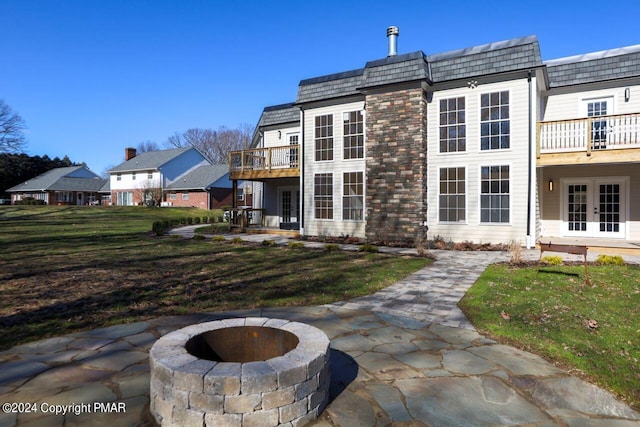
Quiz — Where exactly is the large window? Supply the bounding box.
[314,173,333,219]
[439,97,466,152]
[343,111,364,159]
[480,91,510,150]
[480,165,510,223]
[314,115,333,161]
[343,172,364,220]
[439,167,465,222]
[117,192,133,206]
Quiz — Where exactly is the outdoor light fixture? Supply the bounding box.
[277,130,281,139]
[625,88,631,102]
[548,179,554,192]
[467,80,478,89]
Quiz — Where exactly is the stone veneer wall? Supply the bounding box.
[365,87,428,245]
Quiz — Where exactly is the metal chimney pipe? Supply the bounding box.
[387,26,399,56]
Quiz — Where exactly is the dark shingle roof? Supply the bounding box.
[428,35,542,82]
[7,166,105,192]
[257,103,300,127]
[109,147,194,173]
[545,44,640,87]
[295,36,543,104]
[360,51,430,88]
[166,164,229,191]
[296,69,365,103]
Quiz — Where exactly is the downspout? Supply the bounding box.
[300,108,305,235]
[526,71,533,249]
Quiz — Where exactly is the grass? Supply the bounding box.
[459,262,640,410]
[0,206,430,350]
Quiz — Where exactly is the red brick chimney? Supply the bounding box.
[125,147,137,160]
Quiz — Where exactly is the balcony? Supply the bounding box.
[537,112,640,166]
[229,145,300,180]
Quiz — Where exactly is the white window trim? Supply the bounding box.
[438,95,467,155]
[478,89,511,153]
[342,110,365,161]
[313,172,334,221]
[342,170,365,222]
[477,163,512,226]
[437,165,468,225]
[313,113,335,163]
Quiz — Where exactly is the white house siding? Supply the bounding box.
[539,164,640,240]
[542,84,640,121]
[427,78,534,245]
[263,125,300,149]
[302,100,366,238]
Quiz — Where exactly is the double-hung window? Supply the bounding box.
[343,172,363,221]
[314,115,333,161]
[480,91,510,150]
[439,167,465,222]
[439,97,466,153]
[343,111,364,159]
[480,165,510,223]
[314,173,333,219]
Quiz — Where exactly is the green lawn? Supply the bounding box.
[0,206,429,350]
[459,262,640,411]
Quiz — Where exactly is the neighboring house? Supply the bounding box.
[7,165,105,205]
[230,28,640,247]
[165,164,249,209]
[108,147,237,209]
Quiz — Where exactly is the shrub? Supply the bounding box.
[212,235,226,242]
[509,240,523,264]
[288,241,304,249]
[194,217,201,224]
[595,254,625,265]
[231,237,243,244]
[218,215,224,223]
[202,216,209,224]
[358,244,379,253]
[323,243,340,252]
[187,217,193,224]
[170,219,180,226]
[262,239,276,247]
[151,221,164,235]
[192,234,206,240]
[541,255,563,265]
[180,217,187,225]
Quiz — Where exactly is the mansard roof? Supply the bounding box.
[257,103,300,127]
[545,44,640,87]
[296,35,543,104]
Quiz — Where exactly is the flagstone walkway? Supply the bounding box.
[1,232,639,426]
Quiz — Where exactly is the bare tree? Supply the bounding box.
[0,100,27,153]
[165,124,253,164]
[136,140,160,153]
[135,179,164,206]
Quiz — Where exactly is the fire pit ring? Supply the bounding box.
[150,317,330,427]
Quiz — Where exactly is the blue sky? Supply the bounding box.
[1,0,639,175]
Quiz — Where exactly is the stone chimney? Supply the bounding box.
[125,147,137,160]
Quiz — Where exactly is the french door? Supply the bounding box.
[564,179,626,238]
[279,188,299,224]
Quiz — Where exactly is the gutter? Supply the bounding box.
[526,70,533,249]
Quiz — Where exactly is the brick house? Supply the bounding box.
[231,28,640,246]
[109,147,238,209]
[7,165,105,205]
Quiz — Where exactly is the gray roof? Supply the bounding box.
[257,103,300,127]
[166,164,229,191]
[295,35,543,104]
[7,166,105,192]
[545,44,640,87]
[361,51,430,88]
[297,69,365,104]
[428,35,542,82]
[109,147,194,173]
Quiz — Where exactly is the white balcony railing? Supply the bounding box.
[538,112,640,155]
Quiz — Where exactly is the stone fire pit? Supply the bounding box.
[150,317,330,427]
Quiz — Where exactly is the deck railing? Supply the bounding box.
[538,112,640,155]
[229,145,299,174]
[228,208,265,231]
